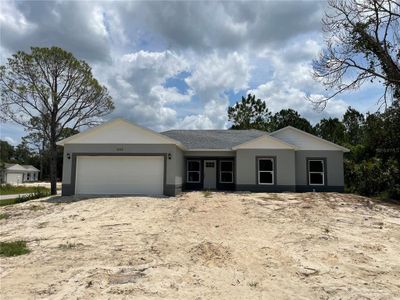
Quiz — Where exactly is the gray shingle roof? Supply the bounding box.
[161,129,266,150]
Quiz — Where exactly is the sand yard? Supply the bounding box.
[0,192,399,299]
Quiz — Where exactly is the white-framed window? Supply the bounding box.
[187,160,201,183]
[308,159,325,185]
[220,160,233,183]
[258,158,274,185]
[205,162,215,168]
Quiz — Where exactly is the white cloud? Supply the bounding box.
[182,52,251,128]
[186,52,250,96]
[1,0,370,143]
[247,37,350,124]
[96,50,191,130]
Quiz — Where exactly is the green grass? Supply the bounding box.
[0,198,19,207]
[0,184,50,195]
[0,241,30,257]
[0,188,51,207]
[0,213,10,220]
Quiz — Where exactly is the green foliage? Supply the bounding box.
[270,109,314,133]
[0,187,51,207]
[345,158,399,198]
[314,118,346,144]
[0,184,50,195]
[228,94,271,130]
[0,140,15,163]
[343,107,364,144]
[1,46,114,195]
[0,241,30,257]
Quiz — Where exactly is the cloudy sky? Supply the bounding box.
[0,0,383,145]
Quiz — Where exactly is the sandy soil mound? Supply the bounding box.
[0,192,399,299]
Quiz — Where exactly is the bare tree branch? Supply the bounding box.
[312,0,400,109]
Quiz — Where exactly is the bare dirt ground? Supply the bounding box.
[1,192,399,300]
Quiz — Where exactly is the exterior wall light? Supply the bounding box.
[67,153,71,160]
[168,153,172,160]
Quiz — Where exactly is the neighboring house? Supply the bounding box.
[57,118,349,196]
[1,163,40,184]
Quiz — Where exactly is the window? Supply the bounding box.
[220,160,233,183]
[308,160,324,185]
[187,160,201,183]
[258,158,274,185]
[205,162,215,168]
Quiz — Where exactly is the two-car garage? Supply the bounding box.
[58,118,183,196]
[75,156,164,195]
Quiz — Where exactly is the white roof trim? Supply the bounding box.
[270,126,350,152]
[185,149,233,152]
[5,164,30,171]
[56,118,186,149]
[232,134,298,150]
[22,165,40,172]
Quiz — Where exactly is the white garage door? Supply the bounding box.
[7,173,23,184]
[75,156,164,195]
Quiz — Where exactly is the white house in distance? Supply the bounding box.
[0,163,40,184]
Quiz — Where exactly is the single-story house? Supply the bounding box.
[57,118,349,196]
[1,163,40,184]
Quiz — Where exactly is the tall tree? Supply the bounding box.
[13,141,33,165]
[312,0,400,108]
[342,107,365,144]
[270,109,314,133]
[0,47,114,194]
[315,117,346,144]
[228,94,271,130]
[0,140,15,163]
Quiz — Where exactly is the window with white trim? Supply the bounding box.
[187,160,201,183]
[258,158,274,185]
[308,160,324,185]
[220,160,233,183]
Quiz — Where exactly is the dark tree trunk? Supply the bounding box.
[49,111,58,195]
[49,140,57,195]
[39,140,44,181]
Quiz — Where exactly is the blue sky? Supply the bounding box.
[0,0,384,145]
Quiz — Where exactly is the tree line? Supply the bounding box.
[0,127,79,181]
[228,94,400,200]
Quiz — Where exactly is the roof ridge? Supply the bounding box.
[161,129,267,133]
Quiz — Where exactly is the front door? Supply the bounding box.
[203,160,217,189]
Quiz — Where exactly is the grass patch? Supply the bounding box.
[0,188,51,207]
[0,184,50,195]
[0,213,10,220]
[0,241,30,257]
[202,190,212,198]
[0,198,19,206]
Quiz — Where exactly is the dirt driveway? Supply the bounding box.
[0,192,399,299]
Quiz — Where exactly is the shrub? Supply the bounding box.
[0,241,30,257]
[345,158,400,200]
[0,187,51,207]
